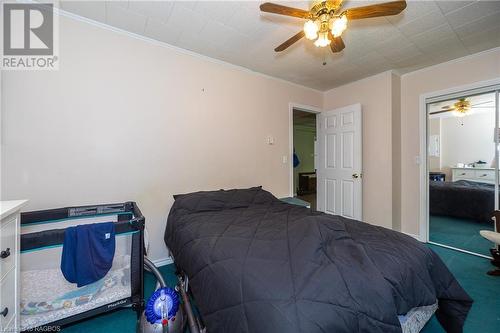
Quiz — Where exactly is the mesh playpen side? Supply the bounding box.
[19,202,145,332]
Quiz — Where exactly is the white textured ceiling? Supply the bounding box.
[58,1,500,91]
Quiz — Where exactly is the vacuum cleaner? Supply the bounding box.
[138,257,205,333]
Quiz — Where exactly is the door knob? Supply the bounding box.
[1,307,7,317]
[352,173,359,179]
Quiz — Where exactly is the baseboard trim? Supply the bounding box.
[151,256,174,267]
[403,232,423,242]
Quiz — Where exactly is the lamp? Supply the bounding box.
[452,98,471,117]
[304,20,319,40]
[331,15,347,38]
[314,31,331,47]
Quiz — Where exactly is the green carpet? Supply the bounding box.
[421,245,500,333]
[61,245,500,333]
[429,215,494,256]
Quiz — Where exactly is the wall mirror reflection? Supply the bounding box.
[427,91,498,257]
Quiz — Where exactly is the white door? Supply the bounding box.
[317,104,362,220]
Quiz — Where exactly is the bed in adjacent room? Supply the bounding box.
[429,180,495,223]
[164,187,473,333]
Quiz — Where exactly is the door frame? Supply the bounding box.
[418,77,500,257]
[288,103,322,197]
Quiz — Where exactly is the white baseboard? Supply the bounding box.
[402,232,423,242]
[151,256,174,267]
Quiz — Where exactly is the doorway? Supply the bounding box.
[292,109,318,210]
[425,86,500,257]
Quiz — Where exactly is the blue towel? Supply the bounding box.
[293,152,300,168]
[61,222,116,287]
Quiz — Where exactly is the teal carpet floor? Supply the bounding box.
[429,215,494,256]
[61,245,499,333]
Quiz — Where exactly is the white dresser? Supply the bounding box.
[451,167,496,184]
[0,200,27,332]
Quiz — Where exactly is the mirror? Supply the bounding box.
[427,91,497,256]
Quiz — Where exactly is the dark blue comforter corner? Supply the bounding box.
[164,187,473,333]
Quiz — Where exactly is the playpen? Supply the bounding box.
[19,202,144,331]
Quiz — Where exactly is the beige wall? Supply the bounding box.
[441,111,495,176]
[400,48,500,236]
[0,15,322,261]
[323,72,396,229]
[391,73,402,231]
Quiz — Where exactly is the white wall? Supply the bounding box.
[440,111,495,175]
[0,15,321,261]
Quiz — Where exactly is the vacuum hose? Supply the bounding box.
[144,257,166,288]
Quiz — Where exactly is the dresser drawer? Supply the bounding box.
[0,268,16,329]
[452,169,475,180]
[0,216,17,279]
[475,170,495,181]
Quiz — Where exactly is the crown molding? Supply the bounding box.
[37,2,323,94]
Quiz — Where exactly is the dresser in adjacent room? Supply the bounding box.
[451,167,496,184]
[0,200,28,332]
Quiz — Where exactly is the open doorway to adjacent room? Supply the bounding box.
[292,109,318,210]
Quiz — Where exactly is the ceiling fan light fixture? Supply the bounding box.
[261,1,407,53]
[453,109,468,118]
[304,19,319,40]
[453,98,472,117]
[314,31,331,47]
[331,15,347,37]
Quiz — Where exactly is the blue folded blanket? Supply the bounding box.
[61,222,116,287]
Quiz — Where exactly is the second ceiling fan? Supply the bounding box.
[260,0,407,53]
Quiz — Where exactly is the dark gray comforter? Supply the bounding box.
[430,180,495,223]
[164,187,472,333]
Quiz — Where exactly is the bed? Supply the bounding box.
[164,187,473,333]
[430,180,495,223]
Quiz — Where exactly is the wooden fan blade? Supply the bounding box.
[471,101,494,107]
[275,31,305,52]
[260,2,310,19]
[343,0,407,20]
[328,32,345,53]
[430,110,453,115]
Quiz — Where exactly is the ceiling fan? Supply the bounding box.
[429,98,494,118]
[260,0,407,53]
